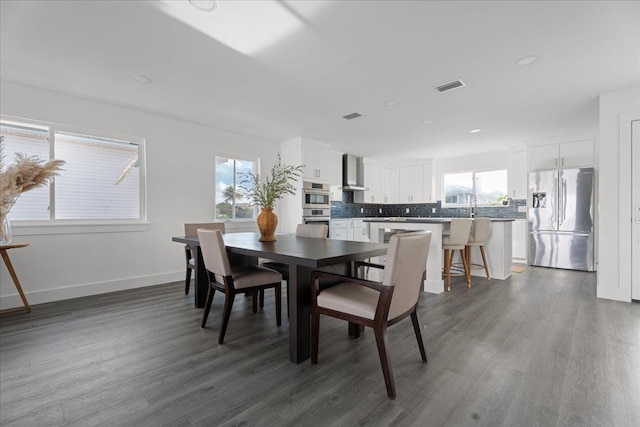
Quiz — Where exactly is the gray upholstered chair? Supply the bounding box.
[261,223,328,315]
[184,222,225,295]
[466,217,491,281]
[310,231,432,399]
[442,218,473,292]
[198,229,282,344]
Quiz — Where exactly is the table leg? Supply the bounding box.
[194,247,208,308]
[1,249,31,313]
[289,264,312,363]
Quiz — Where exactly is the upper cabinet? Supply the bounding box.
[280,138,341,185]
[399,165,424,203]
[382,167,399,204]
[355,160,382,203]
[510,150,528,199]
[528,139,594,171]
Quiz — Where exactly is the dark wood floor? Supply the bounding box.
[1,267,639,426]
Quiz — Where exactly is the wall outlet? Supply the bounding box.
[432,208,436,213]
[360,207,364,213]
[405,208,410,214]
[379,208,382,213]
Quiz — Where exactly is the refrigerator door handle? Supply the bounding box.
[559,178,567,225]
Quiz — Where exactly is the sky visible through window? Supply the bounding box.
[215,157,255,219]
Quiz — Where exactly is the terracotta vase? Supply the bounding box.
[256,207,278,242]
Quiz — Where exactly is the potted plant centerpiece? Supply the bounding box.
[0,136,65,244]
[239,156,304,242]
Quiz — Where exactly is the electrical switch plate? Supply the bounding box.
[379,208,382,213]
[360,207,364,213]
[432,208,436,213]
[406,208,410,213]
[518,206,527,213]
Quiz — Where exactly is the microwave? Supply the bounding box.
[302,182,331,209]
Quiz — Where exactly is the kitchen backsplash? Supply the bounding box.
[331,192,527,219]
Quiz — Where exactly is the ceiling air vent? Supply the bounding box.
[436,80,465,93]
[342,112,362,120]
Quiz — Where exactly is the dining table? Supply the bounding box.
[172,232,387,363]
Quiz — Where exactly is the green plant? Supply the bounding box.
[497,194,509,205]
[239,155,304,209]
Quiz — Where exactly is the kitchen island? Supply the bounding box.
[365,218,514,294]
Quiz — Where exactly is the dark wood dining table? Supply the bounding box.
[172,232,387,363]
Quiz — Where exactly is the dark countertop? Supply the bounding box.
[363,217,516,223]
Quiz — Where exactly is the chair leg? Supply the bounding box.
[259,289,265,309]
[274,284,281,327]
[201,286,215,328]
[410,311,427,362]
[480,245,491,281]
[286,281,290,319]
[311,311,320,364]
[185,268,192,295]
[444,249,451,292]
[460,249,471,288]
[218,292,235,344]
[374,324,396,399]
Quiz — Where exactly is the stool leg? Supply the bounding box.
[480,245,491,281]
[460,249,471,288]
[1,250,31,313]
[444,249,451,292]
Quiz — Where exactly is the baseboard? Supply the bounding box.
[0,271,184,310]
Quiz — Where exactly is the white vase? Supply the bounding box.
[0,214,12,245]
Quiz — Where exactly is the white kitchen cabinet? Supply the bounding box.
[382,167,399,204]
[399,165,424,203]
[330,218,369,242]
[329,151,343,201]
[510,150,528,199]
[356,161,382,203]
[423,163,433,202]
[512,218,527,261]
[528,139,594,171]
[302,143,331,181]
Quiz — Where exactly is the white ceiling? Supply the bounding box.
[1,0,639,162]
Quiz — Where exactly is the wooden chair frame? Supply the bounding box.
[310,262,427,399]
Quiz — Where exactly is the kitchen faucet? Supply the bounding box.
[469,193,477,218]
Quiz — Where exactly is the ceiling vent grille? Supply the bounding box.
[436,80,465,93]
[342,112,362,120]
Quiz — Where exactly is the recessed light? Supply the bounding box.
[422,139,430,143]
[189,0,217,11]
[469,129,482,134]
[133,75,152,84]
[516,55,537,65]
[421,120,433,125]
[303,126,314,131]
[384,100,398,107]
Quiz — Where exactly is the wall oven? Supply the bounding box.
[302,210,330,238]
[302,181,331,209]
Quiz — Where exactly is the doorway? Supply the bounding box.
[632,120,640,300]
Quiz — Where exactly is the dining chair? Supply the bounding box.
[184,223,225,295]
[465,217,491,281]
[310,231,432,399]
[198,228,282,344]
[442,218,473,292]
[261,223,328,315]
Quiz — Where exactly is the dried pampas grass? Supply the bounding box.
[0,135,65,221]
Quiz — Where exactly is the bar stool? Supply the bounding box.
[442,218,473,292]
[465,217,491,281]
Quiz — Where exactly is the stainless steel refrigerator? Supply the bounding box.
[528,167,595,271]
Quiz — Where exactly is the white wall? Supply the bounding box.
[433,150,511,201]
[597,86,640,302]
[0,81,279,309]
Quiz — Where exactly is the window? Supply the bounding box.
[215,156,256,220]
[443,169,508,206]
[1,118,145,222]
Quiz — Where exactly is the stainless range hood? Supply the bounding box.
[341,154,368,191]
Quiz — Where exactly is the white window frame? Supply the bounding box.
[214,153,259,222]
[1,115,148,235]
[442,168,509,207]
